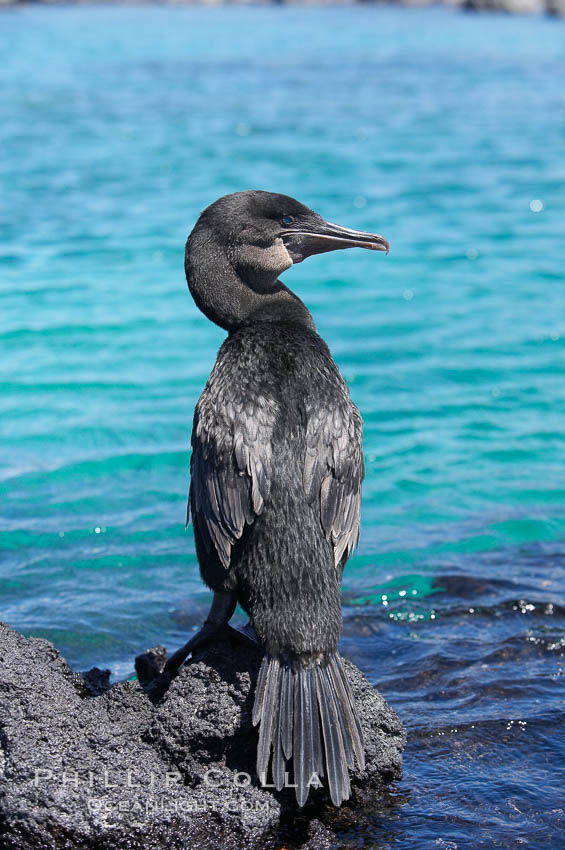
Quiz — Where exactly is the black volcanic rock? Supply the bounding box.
[0,621,405,850]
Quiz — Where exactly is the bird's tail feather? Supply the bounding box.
[252,653,364,806]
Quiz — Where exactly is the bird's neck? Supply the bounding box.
[185,235,315,333]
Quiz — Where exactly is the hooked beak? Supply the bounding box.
[282,217,389,264]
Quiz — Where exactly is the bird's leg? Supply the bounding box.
[163,589,237,674]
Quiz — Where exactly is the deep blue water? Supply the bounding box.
[1,5,564,848]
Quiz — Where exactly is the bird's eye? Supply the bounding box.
[281,215,294,225]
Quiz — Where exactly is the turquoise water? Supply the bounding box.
[1,6,564,847]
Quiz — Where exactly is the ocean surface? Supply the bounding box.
[1,5,564,848]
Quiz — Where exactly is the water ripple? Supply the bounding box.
[1,7,564,848]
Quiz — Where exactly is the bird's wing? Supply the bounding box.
[188,382,278,570]
[303,393,364,568]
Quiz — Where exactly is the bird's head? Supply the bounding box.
[185,190,389,329]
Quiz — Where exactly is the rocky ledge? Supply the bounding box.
[0,621,405,850]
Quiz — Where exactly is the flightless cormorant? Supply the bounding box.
[165,191,389,807]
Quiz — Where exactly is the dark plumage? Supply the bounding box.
[165,190,389,806]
